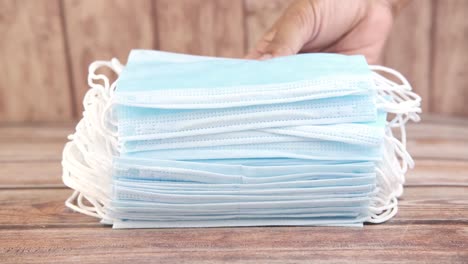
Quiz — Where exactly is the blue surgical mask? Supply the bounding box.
[61,49,422,228]
[115,50,373,107]
[119,111,386,153]
[116,94,378,141]
[113,157,376,177]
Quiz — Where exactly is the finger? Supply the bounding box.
[245,0,316,59]
[245,29,277,59]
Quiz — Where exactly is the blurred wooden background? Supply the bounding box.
[0,0,467,123]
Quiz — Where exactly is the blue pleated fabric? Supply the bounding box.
[108,50,385,228]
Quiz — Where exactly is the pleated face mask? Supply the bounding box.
[61,49,421,229]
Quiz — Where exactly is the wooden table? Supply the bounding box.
[1,115,467,263]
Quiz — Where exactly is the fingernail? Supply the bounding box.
[259,53,273,60]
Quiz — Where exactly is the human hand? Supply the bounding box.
[246,0,409,64]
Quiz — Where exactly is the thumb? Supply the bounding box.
[245,0,317,59]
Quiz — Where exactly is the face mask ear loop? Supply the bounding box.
[370,66,422,128]
[372,132,405,213]
[111,57,124,75]
[100,58,122,138]
[373,159,403,209]
[88,60,114,91]
[65,187,110,221]
[366,65,421,224]
[370,65,411,88]
[63,169,110,221]
[80,194,110,222]
[86,58,120,130]
[62,143,111,208]
[370,65,420,173]
[85,58,121,154]
[383,131,407,189]
[367,197,398,223]
[63,58,124,222]
[64,175,111,220]
[63,154,110,197]
[65,191,102,219]
[375,167,394,201]
[372,72,421,104]
[77,192,99,212]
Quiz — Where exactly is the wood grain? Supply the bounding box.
[0,161,63,188]
[407,139,468,161]
[383,0,432,112]
[0,0,73,122]
[0,123,73,142]
[155,0,245,57]
[0,189,97,227]
[0,225,466,264]
[404,116,468,160]
[396,186,468,222]
[406,159,468,186]
[0,141,65,162]
[431,0,468,117]
[0,123,70,162]
[62,0,155,116]
[244,0,293,52]
[406,117,468,142]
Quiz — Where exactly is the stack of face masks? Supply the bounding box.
[62,50,421,228]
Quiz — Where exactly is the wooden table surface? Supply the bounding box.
[0,115,467,263]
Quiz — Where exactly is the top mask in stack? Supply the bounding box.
[62,50,421,228]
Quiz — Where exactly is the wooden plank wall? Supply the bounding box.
[0,0,467,122]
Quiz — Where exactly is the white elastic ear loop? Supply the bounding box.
[64,58,123,222]
[111,58,124,75]
[71,125,112,174]
[372,71,421,103]
[378,133,407,193]
[366,65,420,224]
[386,135,414,170]
[65,191,110,221]
[88,61,111,91]
[65,191,101,218]
[77,192,97,211]
[379,165,403,196]
[370,65,411,88]
[63,169,111,220]
[371,65,419,169]
[88,59,122,90]
[62,144,111,210]
[62,147,111,192]
[370,65,422,127]
[368,196,398,223]
[101,101,118,138]
[86,58,121,148]
[63,155,108,219]
[92,59,120,138]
